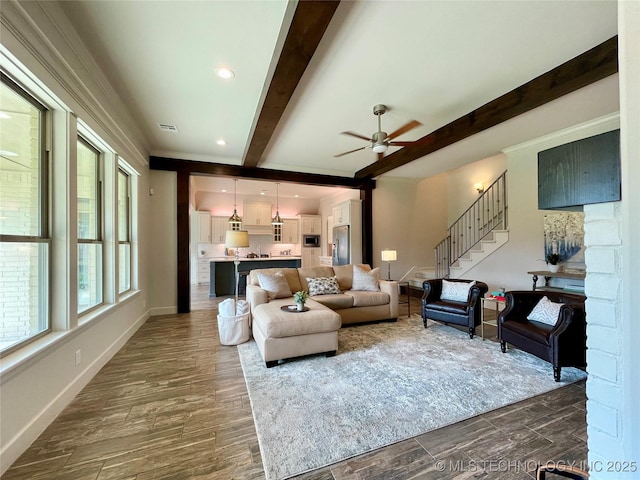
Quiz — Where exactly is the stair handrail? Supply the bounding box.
[398,265,417,283]
[435,170,508,278]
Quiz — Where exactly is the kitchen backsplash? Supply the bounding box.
[196,237,301,258]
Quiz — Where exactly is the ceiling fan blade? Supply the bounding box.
[386,120,422,140]
[341,131,372,141]
[334,146,367,158]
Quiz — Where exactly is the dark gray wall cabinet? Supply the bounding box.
[538,129,620,209]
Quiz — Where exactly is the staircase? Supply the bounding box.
[401,266,438,289]
[435,171,509,278]
[448,229,509,278]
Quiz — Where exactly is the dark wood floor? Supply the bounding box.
[2,289,587,480]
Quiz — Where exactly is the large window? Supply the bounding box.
[77,138,103,313]
[0,73,49,354]
[118,168,131,293]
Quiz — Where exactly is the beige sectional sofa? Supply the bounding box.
[246,264,399,367]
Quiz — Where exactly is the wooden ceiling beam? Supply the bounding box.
[242,0,340,168]
[150,156,373,190]
[355,35,619,179]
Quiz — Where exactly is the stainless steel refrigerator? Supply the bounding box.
[332,225,350,266]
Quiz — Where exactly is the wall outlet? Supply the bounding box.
[75,349,81,366]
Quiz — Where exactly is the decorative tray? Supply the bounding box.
[281,305,310,313]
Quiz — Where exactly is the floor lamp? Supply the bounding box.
[381,249,397,281]
[225,230,250,306]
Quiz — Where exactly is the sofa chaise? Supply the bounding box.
[246,264,399,366]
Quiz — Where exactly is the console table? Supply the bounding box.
[527,270,586,294]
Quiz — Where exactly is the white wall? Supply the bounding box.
[196,190,320,218]
[148,170,178,315]
[370,176,448,278]
[411,173,448,269]
[446,153,507,224]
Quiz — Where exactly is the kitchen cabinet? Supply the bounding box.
[302,247,321,268]
[196,258,210,284]
[300,215,321,234]
[283,218,299,243]
[243,202,272,226]
[193,211,211,243]
[327,214,334,244]
[275,218,299,243]
[319,256,333,266]
[332,202,350,226]
[211,216,229,243]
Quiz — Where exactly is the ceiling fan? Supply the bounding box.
[334,104,422,160]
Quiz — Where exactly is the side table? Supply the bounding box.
[481,296,506,340]
[397,281,411,317]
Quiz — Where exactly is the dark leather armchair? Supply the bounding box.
[536,462,589,479]
[498,291,586,382]
[421,279,488,338]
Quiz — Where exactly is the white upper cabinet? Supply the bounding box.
[243,202,272,226]
[194,211,211,243]
[211,216,229,243]
[332,202,351,226]
[282,218,299,243]
[300,215,321,234]
[274,218,299,243]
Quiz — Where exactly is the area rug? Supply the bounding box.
[237,316,586,480]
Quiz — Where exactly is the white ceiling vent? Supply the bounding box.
[158,123,179,132]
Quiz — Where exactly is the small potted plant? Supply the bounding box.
[546,253,562,273]
[293,290,308,311]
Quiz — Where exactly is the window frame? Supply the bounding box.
[117,167,131,294]
[76,135,104,314]
[0,71,51,356]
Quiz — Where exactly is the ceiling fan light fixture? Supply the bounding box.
[372,143,388,153]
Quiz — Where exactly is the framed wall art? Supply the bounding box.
[543,212,585,267]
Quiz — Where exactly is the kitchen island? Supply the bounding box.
[209,257,302,297]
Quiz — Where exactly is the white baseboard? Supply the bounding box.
[149,306,177,316]
[0,311,149,475]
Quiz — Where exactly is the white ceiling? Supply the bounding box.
[59,0,619,199]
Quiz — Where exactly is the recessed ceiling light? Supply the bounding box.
[294,194,299,198]
[221,189,227,193]
[0,150,18,156]
[0,112,11,119]
[260,190,266,196]
[216,139,226,146]
[215,67,235,79]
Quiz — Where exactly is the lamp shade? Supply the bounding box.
[225,230,249,248]
[381,249,397,261]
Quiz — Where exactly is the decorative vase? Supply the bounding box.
[296,302,305,311]
[548,264,560,273]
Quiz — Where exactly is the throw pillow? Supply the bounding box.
[257,271,292,300]
[306,276,341,296]
[527,296,564,326]
[440,279,476,302]
[351,265,380,292]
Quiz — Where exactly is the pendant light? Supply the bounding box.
[228,179,242,226]
[272,182,283,225]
